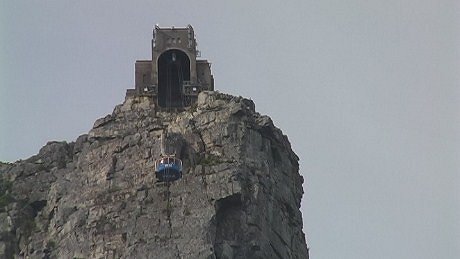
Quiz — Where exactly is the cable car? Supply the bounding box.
[155,155,183,182]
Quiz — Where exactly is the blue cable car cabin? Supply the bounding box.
[155,155,183,182]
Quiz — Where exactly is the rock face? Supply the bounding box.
[0,91,308,259]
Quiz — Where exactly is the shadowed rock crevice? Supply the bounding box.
[214,194,244,258]
[29,200,47,217]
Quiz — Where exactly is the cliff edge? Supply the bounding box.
[0,91,308,258]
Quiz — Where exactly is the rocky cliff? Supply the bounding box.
[0,91,308,258]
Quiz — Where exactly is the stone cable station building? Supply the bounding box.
[126,25,214,108]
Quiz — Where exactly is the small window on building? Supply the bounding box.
[178,38,181,43]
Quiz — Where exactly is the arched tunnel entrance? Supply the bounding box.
[158,49,191,108]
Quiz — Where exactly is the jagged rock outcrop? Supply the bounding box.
[0,91,308,258]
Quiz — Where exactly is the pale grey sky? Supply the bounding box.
[1,1,459,258]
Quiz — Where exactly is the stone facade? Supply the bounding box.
[126,25,214,108]
[0,92,308,258]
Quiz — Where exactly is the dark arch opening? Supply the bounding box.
[158,49,191,108]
